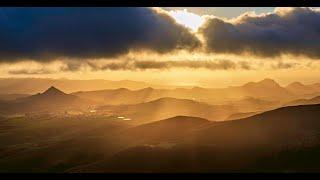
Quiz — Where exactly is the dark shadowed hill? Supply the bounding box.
[3,94,320,172]
[0,115,134,172]
[118,116,211,143]
[72,104,320,172]
[187,104,320,150]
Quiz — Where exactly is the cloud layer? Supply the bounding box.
[200,7,320,58]
[5,59,250,75]
[86,60,244,71]
[0,7,199,61]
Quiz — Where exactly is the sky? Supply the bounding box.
[163,7,276,18]
[0,7,320,88]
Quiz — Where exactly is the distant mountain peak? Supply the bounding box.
[139,87,154,91]
[245,78,280,88]
[192,86,205,90]
[260,78,279,85]
[116,88,130,91]
[151,97,196,104]
[287,81,305,88]
[42,86,66,96]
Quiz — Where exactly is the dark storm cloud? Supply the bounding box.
[199,7,320,58]
[0,7,199,62]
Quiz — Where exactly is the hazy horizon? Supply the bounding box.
[1,76,320,90]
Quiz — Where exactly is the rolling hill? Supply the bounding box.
[97,97,238,124]
[118,116,211,143]
[224,97,280,112]
[284,96,320,107]
[72,87,157,105]
[224,111,260,120]
[72,103,320,172]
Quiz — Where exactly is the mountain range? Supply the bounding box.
[1,78,320,103]
[73,79,289,105]
[2,78,320,120]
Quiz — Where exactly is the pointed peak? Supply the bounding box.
[43,86,66,95]
[47,86,59,91]
[48,86,58,90]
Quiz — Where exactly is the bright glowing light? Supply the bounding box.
[168,9,205,32]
